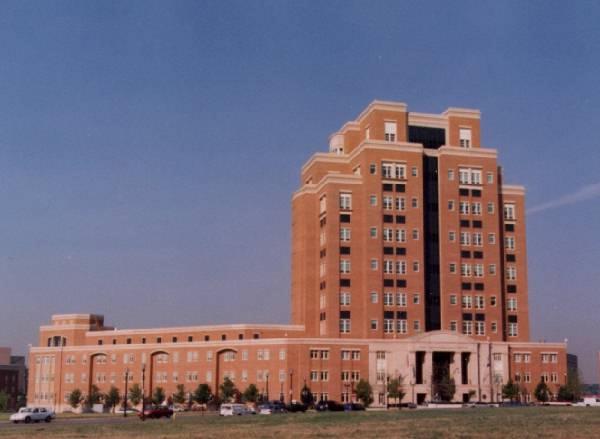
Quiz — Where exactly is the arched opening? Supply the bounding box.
[148,350,169,406]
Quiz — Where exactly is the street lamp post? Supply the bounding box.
[141,363,146,421]
[265,373,270,401]
[289,370,294,403]
[123,368,129,417]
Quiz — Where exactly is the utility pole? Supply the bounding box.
[141,363,146,421]
[123,368,129,417]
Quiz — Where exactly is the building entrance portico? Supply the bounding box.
[368,331,489,406]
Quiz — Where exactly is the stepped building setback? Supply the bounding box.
[28,101,567,411]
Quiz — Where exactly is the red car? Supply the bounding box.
[139,406,174,419]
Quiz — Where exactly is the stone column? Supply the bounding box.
[422,351,432,400]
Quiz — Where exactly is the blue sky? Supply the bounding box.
[0,1,599,382]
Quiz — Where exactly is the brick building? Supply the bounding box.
[28,101,567,411]
[0,347,28,410]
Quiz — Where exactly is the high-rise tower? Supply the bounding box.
[292,101,529,342]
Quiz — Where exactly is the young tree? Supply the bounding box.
[387,376,406,407]
[152,387,166,406]
[566,369,583,402]
[220,377,236,402]
[86,384,103,407]
[434,376,456,402]
[534,381,550,403]
[502,379,520,402]
[300,384,314,406]
[557,385,573,402]
[242,384,259,403]
[173,384,186,405]
[105,386,121,413]
[0,391,9,411]
[129,383,142,406]
[193,384,212,405]
[355,379,374,407]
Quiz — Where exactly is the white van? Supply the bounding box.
[220,403,252,416]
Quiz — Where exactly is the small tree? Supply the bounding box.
[0,391,9,411]
[534,381,550,403]
[355,379,373,407]
[220,377,236,402]
[152,387,166,406]
[104,386,121,413]
[566,369,583,402]
[193,383,212,405]
[129,383,142,406]
[69,389,83,409]
[242,384,259,403]
[434,376,456,402]
[387,376,406,407]
[173,384,186,405]
[557,385,572,402]
[502,379,520,402]
[300,384,314,406]
[86,384,103,407]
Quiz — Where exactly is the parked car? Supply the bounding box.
[315,400,345,412]
[10,407,55,423]
[343,402,366,411]
[286,402,308,412]
[574,397,600,407]
[115,407,140,414]
[220,403,254,416]
[258,401,287,414]
[139,406,174,419]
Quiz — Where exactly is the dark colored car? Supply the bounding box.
[315,400,345,412]
[343,402,366,411]
[139,406,174,419]
[258,401,287,414]
[286,402,308,412]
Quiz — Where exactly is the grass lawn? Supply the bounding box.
[2,407,600,438]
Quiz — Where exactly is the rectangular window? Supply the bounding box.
[487,202,495,214]
[396,260,407,275]
[396,293,407,307]
[449,231,456,242]
[508,322,518,337]
[505,236,516,250]
[448,169,455,181]
[396,197,406,211]
[370,227,378,238]
[384,122,397,142]
[370,291,378,303]
[369,195,377,206]
[507,298,517,311]
[459,128,472,148]
[383,196,393,210]
[448,200,455,211]
[339,193,352,210]
[384,260,394,274]
[370,319,378,330]
[396,319,407,334]
[396,229,406,243]
[340,319,351,333]
[383,292,394,306]
[506,266,517,281]
[462,295,472,309]
[475,321,485,335]
[504,203,516,221]
[411,197,418,208]
[340,292,351,306]
[472,202,482,215]
[413,294,420,305]
[462,321,473,335]
[340,260,351,274]
[383,319,394,333]
[340,228,351,241]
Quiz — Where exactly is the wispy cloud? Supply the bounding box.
[527,182,600,215]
